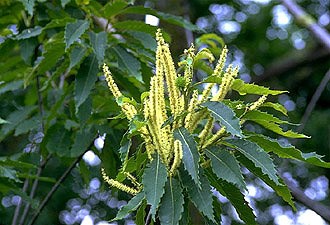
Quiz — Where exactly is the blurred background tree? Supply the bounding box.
[0,0,329,224]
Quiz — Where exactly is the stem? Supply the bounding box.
[11,179,29,225]
[27,150,87,225]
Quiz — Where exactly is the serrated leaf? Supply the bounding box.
[244,111,307,138]
[112,46,142,82]
[14,26,42,40]
[248,134,330,168]
[65,20,90,50]
[74,54,98,111]
[237,153,296,210]
[159,177,184,225]
[181,168,215,222]
[232,79,287,95]
[142,153,167,220]
[261,102,287,115]
[226,139,280,184]
[69,45,87,69]
[45,124,72,157]
[205,147,246,189]
[112,192,145,221]
[173,127,200,188]
[126,31,156,51]
[0,165,20,182]
[0,106,36,142]
[70,128,95,157]
[202,101,244,138]
[102,0,128,17]
[206,169,256,225]
[89,31,107,64]
[18,0,36,16]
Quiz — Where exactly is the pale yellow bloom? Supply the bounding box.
[170,140,183,175]
[249,95,267,111]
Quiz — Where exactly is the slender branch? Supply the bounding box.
[27,150,87,225]
[282,0,330,50]
[145,207,152,225]
[11,179,29,225]
[283,176,330,222]
[298,69,330,132]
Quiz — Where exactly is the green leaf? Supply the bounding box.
[237,153,296,210]
[19,37,38,64]
[206,169,256,225]
[74,54,98,111]
[89,31,107,64]
[142,153,168,220]
[173,127,200,188]
[205,147,246,189]
[244,111,307,138]
[261,102,288,116]
[61,0,71,8]
[65,20,90,50]
[0,106,36,142]
[14,116,39,136]
[202,101,244,138]
[0,80,23,95]
[181,168,215,222]
[0,118,9,124]
[102,0,128,17]
[45,124,72,157]
[159,177,184,225]
[0,158,37,169]
[14,26,42,40]
[69,45,87,70]
[70,128,95,157]
[18,0,36,16]
[44,18,76,30]
[112,46,142,82]
[248,134,330,168]
[232,79,287,96]
[0,165,20,182]
[126,31,157,51]
[226,139,280,184]
[112,192,145,221]
[119,137,132,165]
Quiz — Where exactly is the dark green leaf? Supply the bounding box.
[0,80,23,95]
[206,169,256,225]
[0,158,37,169]
[19,37,38,64]
[89,31,107,64]
[205,147,246,189]
[226,139,280,184]
[119,137,132,165]
[65,20,90,50]
[232,79,287,95]
[142,153,167,220]
[181,168,215,222]
[248,134,330,168]
[70,128,95,157]
[112,46,142,82]
[159,177,184,225]
[0,166,20,182]
[14,26,41,40]
[69,45,87,70]
[202,101,244,138]
[173,127,200,188]
[44,18,76,30]
[112,192,145,221]
[61,0,71,8]
[237,153,296,210]
[19,0,36,16]
[126,31,157,51]
[14,116,39,136]
[74,54,98,111]
[102,0,128,17]
[45,124,72,156]
[136,199,147,225]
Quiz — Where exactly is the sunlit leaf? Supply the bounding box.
[232,79,287,95]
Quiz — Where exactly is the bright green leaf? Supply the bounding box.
[205,147,246,189]
[102,0,128,17]
[65,20,90,50]
[243,110,294,125]
[173,127,200,188]
[142,153,167,220]
[181,168,215,222]
[202,101,244,138]
[89,31,107,64]
[261,102,288,116]
[249,134,330,168]
[112,192,145,221]
[232,79,287,96]
[0,118,9,124]
[226,139,280,184]
[159,177,184,225]
[74,54,98,111]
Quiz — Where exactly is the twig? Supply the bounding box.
[298,69,330,133]
[145,207,152,225]
[282,0,330,50]
[27,150,88,225]
[11,179,29,225]
[283,176,330,222]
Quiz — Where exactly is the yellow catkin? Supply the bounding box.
[124,172,141,188]
[183,44,195,88]
[101,168,139,195]
[170,140,183,175]
[212,65,239,101]
[202,126,226,148]
[184,90,199,130]
[187,110,208,133]
[249,95,267,111]
[198,116,215,148]
[103,64,122,98]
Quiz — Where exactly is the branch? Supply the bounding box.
[283,176,330,222]
[27,150,88,225]
[282,0,330,50]
[298,68,330,132]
